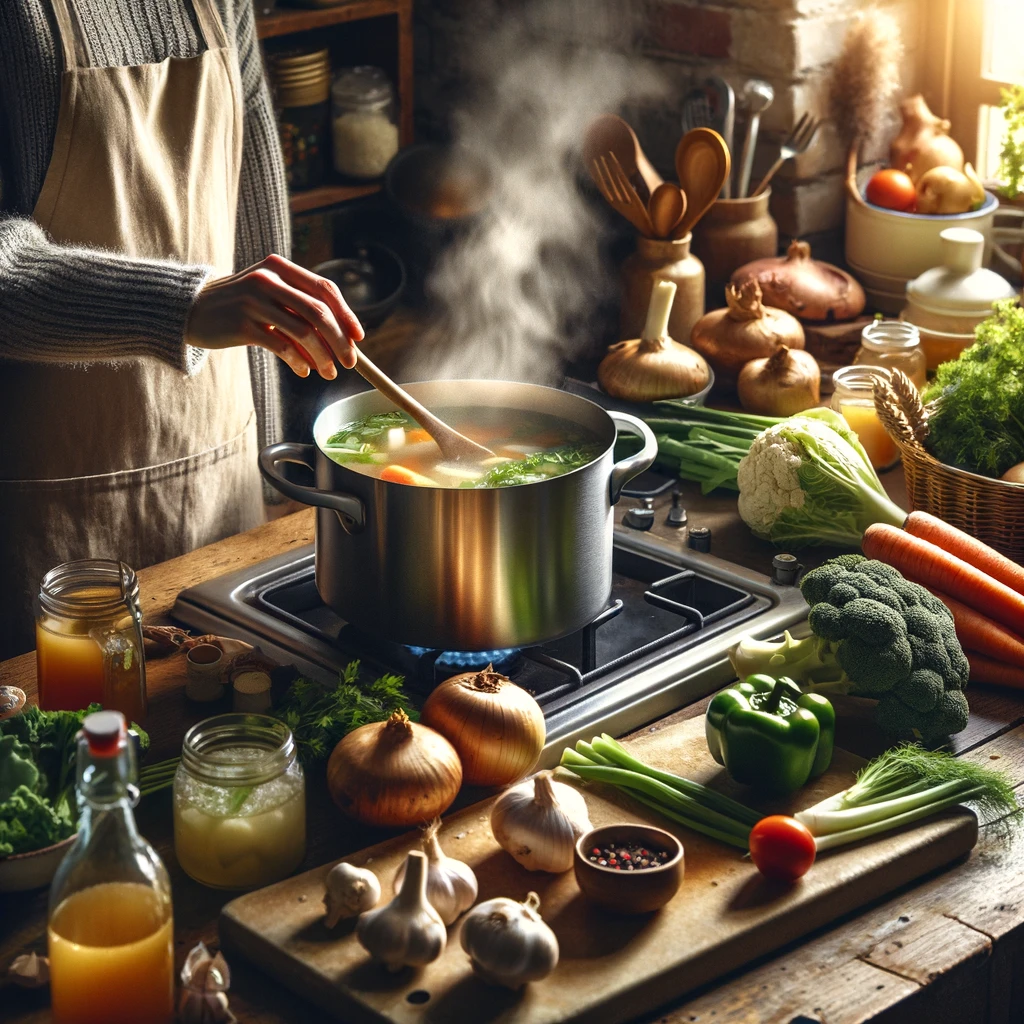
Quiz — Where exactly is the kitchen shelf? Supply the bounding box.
[256,0,402,40]
[289,181,381,214]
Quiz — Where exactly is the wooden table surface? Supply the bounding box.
[3,492,1024,1024]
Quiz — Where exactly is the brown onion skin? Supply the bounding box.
[737,346,821,416]
[731,240,865,322]
[690,280,805,388]
[327,711,463,827]
[422,669,545,787]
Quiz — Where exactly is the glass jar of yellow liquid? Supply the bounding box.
[49,711,174,1024]
[36,559,146,722]
[854,319,927,390]
[174,714,306,889]
[831,365,900,471]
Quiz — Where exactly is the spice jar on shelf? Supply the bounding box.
[853,319,927,390]
[173,714,305,890]
[331,66,399,180]
[35,559,146,723]
[830,365,900,472]
[269,48,330,191]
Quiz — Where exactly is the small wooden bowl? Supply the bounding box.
[574,824,684,915]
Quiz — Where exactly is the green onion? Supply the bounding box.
[559,735,758,851]
[794,745,1019,851]
[139,757,179,797]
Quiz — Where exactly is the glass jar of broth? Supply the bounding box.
[173,715,306,890]
[830,365,900,472]
[854,319,927,390]
[36,560,146,722]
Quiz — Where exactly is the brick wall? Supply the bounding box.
[413,0,923,244]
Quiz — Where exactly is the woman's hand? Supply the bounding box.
[185,253,364,378]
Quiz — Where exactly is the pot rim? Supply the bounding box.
[311,379,622,490]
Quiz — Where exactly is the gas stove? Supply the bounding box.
[172,528,807,764]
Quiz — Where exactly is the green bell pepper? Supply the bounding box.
[705,674,835,796]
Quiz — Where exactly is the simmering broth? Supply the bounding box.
[323,407,603,488]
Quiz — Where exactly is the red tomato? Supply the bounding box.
[749,815,816,882]
[866,169,917,212]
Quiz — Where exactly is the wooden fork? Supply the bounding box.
[591,152,655,237]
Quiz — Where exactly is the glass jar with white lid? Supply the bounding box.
[331,66,399,179]
[173,714,305,890]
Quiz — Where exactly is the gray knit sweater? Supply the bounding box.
[0,0,289,455]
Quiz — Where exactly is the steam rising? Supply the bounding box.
[406,3,665,385]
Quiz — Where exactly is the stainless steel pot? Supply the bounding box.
[258,381,657,651]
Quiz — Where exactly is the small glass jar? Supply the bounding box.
[830,365,900,472]
[173,714,305,890]
[36,559,146,722]
[854,319,927,390]
[331,66,399,179]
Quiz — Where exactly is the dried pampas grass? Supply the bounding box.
[828,9,904,159]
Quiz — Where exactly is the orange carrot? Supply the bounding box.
[380,465,436,486]
[905,511,1024,598]
[926,588,1024,669]
[967,652,1024,689]
[404,429,433,445]
[862,523,1024,637]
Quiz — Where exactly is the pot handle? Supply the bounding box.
[258,442,366,532]
[608,412,659,504]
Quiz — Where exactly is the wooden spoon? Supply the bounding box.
[673,128,731,238]
[353,351,495,463]
[583,114,663,199]
[648,183,687,239]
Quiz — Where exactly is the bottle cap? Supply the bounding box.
[83,710,126,757]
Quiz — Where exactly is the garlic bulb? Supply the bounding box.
[357,850,446,971]
[599,280,711,402]
[393,819,478,925]
[460,892,559,989]
[324,861,381,927]
[490,771,592,873]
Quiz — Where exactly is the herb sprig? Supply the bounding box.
[272,661,415,765]
[466,443,603,488]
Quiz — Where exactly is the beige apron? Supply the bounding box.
[0,0,263,656]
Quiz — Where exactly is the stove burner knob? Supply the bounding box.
[666,489,688,528]
[687,526,711,552]
[771,553,803,586]
[624,498,655,531]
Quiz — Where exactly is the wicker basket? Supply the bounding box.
[873,369,1024,562]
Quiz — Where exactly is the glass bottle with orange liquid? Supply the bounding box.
[36,560,146,723]
[48,710,174,1024]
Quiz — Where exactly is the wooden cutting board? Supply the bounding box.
[220,717,977,1024]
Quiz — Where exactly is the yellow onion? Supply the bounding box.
[327,710,462,827]
[599,280,711,402]
[737,345,821,416]
[422,667,545,787]
[690,280,805,387]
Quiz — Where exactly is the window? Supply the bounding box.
[923,0,1024,179]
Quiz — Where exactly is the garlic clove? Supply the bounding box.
[460,892,559,989]
[393,819,478,925]
[324,861,382,927]
[8,952,49,989]
[357,850,447,971]
[490,771,592,873]
[179,942,235,1023]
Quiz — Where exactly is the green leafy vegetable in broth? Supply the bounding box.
[323,407,604,488]
[465,443,604,488]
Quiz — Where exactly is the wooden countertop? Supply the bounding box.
[3,497,1024,1024]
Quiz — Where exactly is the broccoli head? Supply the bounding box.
[730,556,970,742]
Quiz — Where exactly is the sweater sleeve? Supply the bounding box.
[0,215,212,373]
[231,0,291,456]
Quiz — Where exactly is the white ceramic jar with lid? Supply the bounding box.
[331,66,399,179]
[902,227,1019,369]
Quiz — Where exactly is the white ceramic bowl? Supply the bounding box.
[846,170,998,312]
[0,834,76,892]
